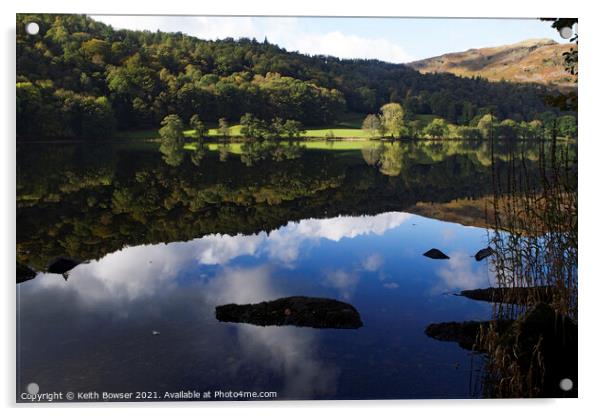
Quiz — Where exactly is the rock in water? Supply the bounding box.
[17,261,37,284]
[425,321,484,350]
[47,257,83,275]
[475,247,494,261]
[426,304,578,397]
[423,248,450,260]
[215,296,363,329]
[460,286,556,305]
[425,320,512,351]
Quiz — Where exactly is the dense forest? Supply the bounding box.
[16,14,570,140]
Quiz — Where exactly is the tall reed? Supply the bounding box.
[479,126,577,397]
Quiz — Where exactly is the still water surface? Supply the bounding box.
[17,141,554,400]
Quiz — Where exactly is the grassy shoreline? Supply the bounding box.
[17,135,577,146]
[18,112,577,143]
[112,127,375,141]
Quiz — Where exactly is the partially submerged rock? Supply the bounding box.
[47,257,84,279]
[423,248,449,260]
[17,261,37,284]
[474,247,494,261]
[460,286,558,305]
[215,296,363,329]
[426,303,577,398]
[425,320,512,351]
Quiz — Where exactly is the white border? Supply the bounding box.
[2,0,599,415]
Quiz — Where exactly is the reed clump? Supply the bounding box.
[479,131,577,398]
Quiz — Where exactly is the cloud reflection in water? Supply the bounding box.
[20,213,411,399]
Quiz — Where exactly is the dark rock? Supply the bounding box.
[460,286,558,305]
[17,261,37,284]
[425,320,512,351]
[423,248,450,259]
[47,257,84,278]
[426,304,578,398]
[215,296,363,329]
[474,247,494,261]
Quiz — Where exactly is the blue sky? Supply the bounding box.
[91,15,569,63]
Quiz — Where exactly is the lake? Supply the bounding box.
[16,140,574,401]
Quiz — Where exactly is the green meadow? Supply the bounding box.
[115,112,375,141]
[116,124,374,140]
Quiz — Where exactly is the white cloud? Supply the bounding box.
[266,212,410,264]
[31,212,411,305]
[28,260,339,399]
[323,269,360,300]
[286,30,414,63]
[194,233,265,265]
[204,265,280,305]
[202,264,339,398]
[440,227,457,244]
[91,16,263,41]
[234,324,339,398]
[282,212,408,242]
[434,251,492,293]
[361,253,383,272]
[34,241,199,304]
[91,15,415,63]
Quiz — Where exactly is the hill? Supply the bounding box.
[17,14,563,140]
[408,39,576,89]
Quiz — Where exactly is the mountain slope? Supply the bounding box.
[17,14,560,139]
[408,39,576,89]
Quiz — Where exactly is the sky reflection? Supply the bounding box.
[18,211,494,400]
